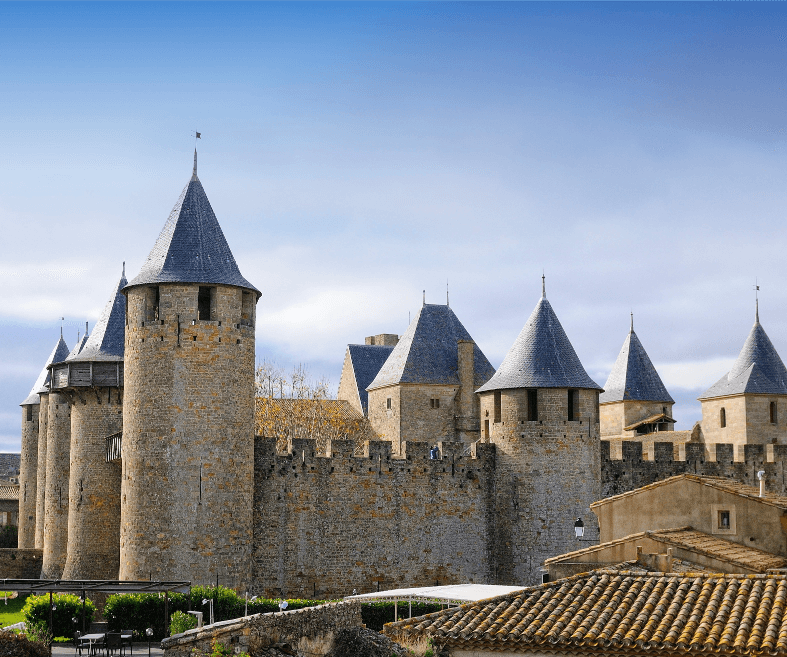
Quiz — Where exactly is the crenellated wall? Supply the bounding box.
[252,437,497,598]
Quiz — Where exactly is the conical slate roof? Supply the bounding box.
[67,270,127,363]
[700,313,787,399]
[126,152,260,296]
[347,344,396,414]
[476,293,601,393]
[67,327,89,360]
[600,325,674,404]
[367,304,495,390]
[20,335,70,405]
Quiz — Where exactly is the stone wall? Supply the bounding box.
[34,395,48,550]
[41,391,70,579]
[480,387,601,586]
[701,394,787,446]
[601,440,787,498]
[0,549,43,578]
[252,437,496,598]
[19,404,39,548]
[120,283,256,588]
[62,390,123,579]
[336,350,362,415]
[162,601,362,657]
[600,400,673,437]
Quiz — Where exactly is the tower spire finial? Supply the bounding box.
[755,279,760,323]
[630,311,634,333]
[446,279,449,307]
[541,271,546,299]
[191,148,198,181]
[423,290,425,307]
[122,261,125,278]
[60,317,64,338]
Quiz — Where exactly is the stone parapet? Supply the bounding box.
[0,549,43,578]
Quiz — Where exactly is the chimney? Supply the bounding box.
[365,334,399,347]
[456,340,477,440]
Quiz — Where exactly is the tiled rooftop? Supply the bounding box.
[385,571,787,654]
[624,413,676,432]
[590,474,787,511]
[601,328,674,404]
[476,295,601,393]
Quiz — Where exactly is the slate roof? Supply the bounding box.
[67,270,127,363]
[600,328,674,404]
[385,571,787,654]
[20,335,70,405]
[366,304,495,391]
[476,295,601,393]
[590,474,787,511]
[700,316,787,400]
[346,344,396,413]
[67,331,89,360]
[126,155,260,296]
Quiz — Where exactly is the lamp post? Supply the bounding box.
[574,517,585,539]
[244,594,257,617]
[146,628,153,657]
[202,599,214,626]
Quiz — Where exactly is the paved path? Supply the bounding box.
[53,642,164,657]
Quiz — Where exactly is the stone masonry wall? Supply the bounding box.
[701,395,787,446]
[480,387,601,586]
[19,404,39,549]
[600,400,673,437]
[62,389,122,579]
[252,437,496,598]
[41,391,70,579]
[0,549,43,578]
[34,394,48,550]
[336,350,362,415]
[120,284,256,588]
[367,386,402,452]
[701,396,748,446]
[162,602,362,657]
[601,440,787,498]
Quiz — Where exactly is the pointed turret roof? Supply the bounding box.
[126,153,260,296]
[476,287,601,393]
[20,335,70,405]
[68,269,127,363]
[600,322,674,404]
[347,344,396,413]
[367,304,495,390]
[67,324,89,360]
[700,312,787,399]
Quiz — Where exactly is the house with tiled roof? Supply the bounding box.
[600,317,677,440]
[384,570,787,656]
[699,302,787,447]
[337,334,399,416]
[591,474,787,559]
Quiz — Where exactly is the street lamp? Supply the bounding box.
[146,627,153,657]
[202,599,214,626]
[278,600,288,612]
[574,517,585,539]
[244,594,257,617]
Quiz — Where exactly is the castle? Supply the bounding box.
[16,155,787,595]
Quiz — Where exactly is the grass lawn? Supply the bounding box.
[0,594,27,628]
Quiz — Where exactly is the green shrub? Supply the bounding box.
[23,621,52,648]
[1,625,50,657]
[169,610,197,636]
[21,593,95,638]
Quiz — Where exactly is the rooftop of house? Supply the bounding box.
[476,284,601,393]
[600,324,674,404]
[126,152,260,296]
[384,571,787,655]
[367,304,494,391]
[545,527,787,573]
[590,473,787,511]
[623,412,676,432]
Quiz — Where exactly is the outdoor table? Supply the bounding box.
[78,633,105,656]
[121,633,132,654]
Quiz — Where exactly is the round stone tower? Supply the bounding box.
[41,388,71,578]
[52,270,126,579]
[119,152,259,587]
[476,278,602,585]
[32,335,70,551]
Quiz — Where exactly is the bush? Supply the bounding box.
[0,626,50,657]
[0,525,18,548]
[21,594,95,639]
[360,602,444,632]
[169,611,197,637]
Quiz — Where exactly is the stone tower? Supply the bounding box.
[18,336,69,549]
[120,152,260,587]
[366,303,495,453]
[52,269,126,579]
[699,301,787,446]
[476,280,602,585]
[599,317,675,438]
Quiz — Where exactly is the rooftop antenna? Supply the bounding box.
[541,271,546,299]
[754,279,760,323]
[446,279,449,307]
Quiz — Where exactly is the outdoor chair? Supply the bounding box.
[121,630,133,655]
[105,632,122,657]
[73,631,83,657]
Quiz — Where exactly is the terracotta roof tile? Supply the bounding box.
[384,572,787,654]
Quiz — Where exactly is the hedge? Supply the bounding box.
[21,593,96,638]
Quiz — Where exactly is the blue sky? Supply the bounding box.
[1,2,786,450]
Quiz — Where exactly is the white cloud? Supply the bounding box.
[659,358,736,392]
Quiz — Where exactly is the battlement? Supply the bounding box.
[601,440,787,498]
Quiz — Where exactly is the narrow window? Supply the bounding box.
[241,291,254,327]
[484,419,489,440]
[493,390,501,423]
[26,405,32,422]
[148,286,160,321]
[198,286,212,320]
[568,389,578,421]
[430,398,440,409]
[718,510,730,529]
[771,401,777,424]
[386,398,392,410]
[662,406,667,415]
[527,389,538,421]
[720,407,726,428]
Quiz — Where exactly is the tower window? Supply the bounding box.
[430,398,440,409]
[484,419,489,440]
[527,389,538,421]
[147,286,160,321]
[198,287,213,320]
[26,405,32,422]
[493,391,501,423]
[241,291,254,327]
[386,398,392,410]
[770,401,777,424]
[568,389,578,421]
[720,407,726,428]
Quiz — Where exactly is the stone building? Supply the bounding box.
[366,304,495,453]
[699,302,787,446]
[475,278,602,584]
[599,316,675,438]
[337,335,398,416]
